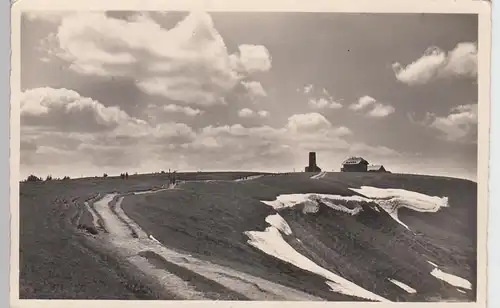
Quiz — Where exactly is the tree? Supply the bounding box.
[103,173,108,178]
[45,175,53,181]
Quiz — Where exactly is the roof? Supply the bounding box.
[342,157,369,165]
[367,165,385,171]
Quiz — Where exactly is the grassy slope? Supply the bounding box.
[19,172,261,299]
[121,177,360,301]
[121,172,477,302]
[19,171,477,301]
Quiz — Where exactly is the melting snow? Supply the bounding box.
[427,261,438,267]
[430,268,472,290]
[95,193,322,300]
[310,171,327,180]
[149,234,161,244]
[350,186,448,230]
[260,187,448,230]
[234,175,264,182]
[244,226,388,301]
[134,188,169,195]
[388,279,417,294]
[261,194,368,210]
[265,213,292,235]
[350,186,448,212]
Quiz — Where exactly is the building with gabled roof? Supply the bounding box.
[367,165,388,172]
[341,157,369,172]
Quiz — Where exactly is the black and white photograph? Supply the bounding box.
[12,0,490,305]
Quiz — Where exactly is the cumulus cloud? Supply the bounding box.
[241,81,267,98]
[20,87,203,176]
[180,113,398,173]
[286,112,332,133]
[20,87,145,133]
[349,96,376,111]
[230,44,272,74]
[161,104,203,116]
[258,110,270,117]
[238,108,255,118]
[24,11,73,23]
[392,42,478,85]
[21,103,399,178]
[349,95,395,118]
[301,86,343,110]
[427,103,478,143]
[238,108,269,118]
[42,11,272,107]
[308,98,342,109]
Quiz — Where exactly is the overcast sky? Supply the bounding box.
[20,11,478,180]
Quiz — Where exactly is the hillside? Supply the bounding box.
[18,172,477,301]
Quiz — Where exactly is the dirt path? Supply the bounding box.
[91,192,324,301]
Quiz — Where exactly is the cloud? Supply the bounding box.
[238,108,255,118]
[302,86,343,110]
[179,113,398,172]
[285,112,332,133]
[41,11,272,107]
[24,11,73,23]
[230,44,272,74]
[368,104,396,118]
[308,98,342,109]
[349,95,395,118]
[21,105,400,178]
[241,81,267,98]
[258,110,270,117]
[238,108,270,118]
[161,104,203,116]
[20,87,203,176]
[349,95,376,111]
[392,42,478,85]
[426,103,478,143]
[302,84,314,94]
[20,87,145,133]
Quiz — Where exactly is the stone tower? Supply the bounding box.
[304,152,322,172]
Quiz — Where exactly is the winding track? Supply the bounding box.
[89,188,325,301]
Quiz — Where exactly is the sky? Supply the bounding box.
[19,11,479,180]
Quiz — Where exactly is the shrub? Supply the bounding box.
[25,175,42,182]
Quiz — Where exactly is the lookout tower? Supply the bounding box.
[304,152,322,172]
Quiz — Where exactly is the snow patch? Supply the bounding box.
[261,193,368,211]
[149,234,161,244]
[134,188,168,195]
[427,261,438,267]
[388,278,417,294]
[457,289,467,294]
[430,268,472,290]
[244,226,388,302]
[350,186,448,230]
[310,171,327,180]
[265,213,292,235]
[350,186,448,212]
[261,187,448,230]
[234,175,264,182]
[94,193,322,300]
